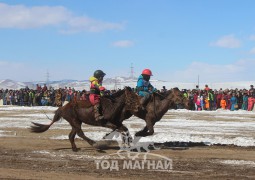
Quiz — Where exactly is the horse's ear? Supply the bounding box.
[173,87,179,91]
[125,87,132,96]
[125,86,132,91]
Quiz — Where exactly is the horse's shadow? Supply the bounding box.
[54,137,208,152]
[154,141,208,150]
[102,130,208,152]
[54,147,109,153]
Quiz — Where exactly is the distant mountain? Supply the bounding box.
[0,79,27,90]
[104,76,137,84]
[0,77,254,91]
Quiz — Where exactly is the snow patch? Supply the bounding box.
[219,160,255,167]
[1,106,255,147]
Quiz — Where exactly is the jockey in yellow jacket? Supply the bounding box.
[89,70,106,121]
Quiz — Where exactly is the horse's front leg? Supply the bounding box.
[135,120,155,137]
[102,121,118,139]
[146,123,154,136]
[118,124,133,147]
[135,126,148,137]
[103,123,133,147]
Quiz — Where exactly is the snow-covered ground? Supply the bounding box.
[0,106,254,147]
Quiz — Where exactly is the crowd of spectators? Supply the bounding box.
[0,84,81,106]
[0,84,118,107]
[0,84,255,112]
[179,84,255,111]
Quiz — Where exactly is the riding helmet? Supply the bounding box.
[94,70,106,79]
[142,69,153,76]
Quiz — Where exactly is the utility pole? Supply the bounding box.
[198,75,199,88]
[130,63,134,79]
[114,77,121,90]
[46,70,50,87]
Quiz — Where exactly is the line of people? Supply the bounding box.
[182,84,255,111]
[0,69,254,113]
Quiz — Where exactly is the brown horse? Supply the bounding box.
[134,87,189,137]
[106,87,189,138]
[31,87,141,151]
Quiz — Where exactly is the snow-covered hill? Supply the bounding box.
[0,77,254,91]
[0,79,27,90]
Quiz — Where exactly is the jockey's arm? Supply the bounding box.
[92,81,105,90]
[148,83,157,93]
[137,78,144,88]
[99,87,106,96]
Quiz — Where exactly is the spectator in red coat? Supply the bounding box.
[42,84,48,92]
[249,85,254,97]
[247,96,254,111]
[216,91,223,109]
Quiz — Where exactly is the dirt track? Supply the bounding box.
[0,127,255,180]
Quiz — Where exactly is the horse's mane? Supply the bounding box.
[153,87,181,101]
[106,89,124,99]
[69,90,125,109]
[153,90,172,100]
[72,87,133,108]
[104,86,132,99]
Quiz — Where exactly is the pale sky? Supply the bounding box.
[0,0,255,83]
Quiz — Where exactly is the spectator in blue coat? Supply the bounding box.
[230,93,238,111]
[242,92,248,110]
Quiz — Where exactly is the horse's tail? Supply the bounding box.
[30,107,63,133]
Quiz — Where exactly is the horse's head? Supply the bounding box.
[181,96,190,109]
[124,86,142,113]
[168,87,189,109]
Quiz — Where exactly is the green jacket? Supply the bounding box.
[208,92,214,101]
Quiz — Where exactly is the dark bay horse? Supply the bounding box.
[31,87,141,151]
[133,87,189,137]
[106,87,189,138]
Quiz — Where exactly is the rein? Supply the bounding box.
[152,90,183,116]
[154,91,173,101]
[155,91,182,104]
[154,92,166,98]
[152,93,159,120]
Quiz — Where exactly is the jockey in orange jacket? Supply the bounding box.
[89,70,106,121]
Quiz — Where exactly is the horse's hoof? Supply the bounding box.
[93,141,109,150]
[72,147,80,152]
[90,141,96,146]
[135,132,140,136]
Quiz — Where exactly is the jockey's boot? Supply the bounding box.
[140,96,149,111]
[94,103,104,121]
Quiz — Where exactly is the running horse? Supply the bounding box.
[106,87,189,138]
[31,87,141,151]
[134,87,189,137]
